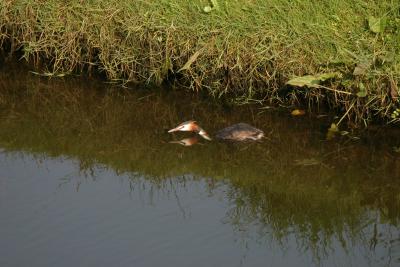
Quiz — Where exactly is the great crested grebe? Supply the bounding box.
[168,121,264,141]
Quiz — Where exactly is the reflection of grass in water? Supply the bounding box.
[225,176,361,261]
[0,71,400,261]
[222,149,400,262]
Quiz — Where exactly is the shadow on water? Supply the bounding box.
[1,67,400,266]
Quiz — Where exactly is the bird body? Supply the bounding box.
[215,122,264,141]
[168,121,264,141]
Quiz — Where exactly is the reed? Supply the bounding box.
[0,0,399,125]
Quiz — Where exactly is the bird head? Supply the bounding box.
[168,121,212,141]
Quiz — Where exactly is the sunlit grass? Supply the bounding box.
[0,0,399,123]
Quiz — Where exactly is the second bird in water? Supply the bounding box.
[168,121,264,141]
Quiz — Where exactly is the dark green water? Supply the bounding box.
[0,68,399,267]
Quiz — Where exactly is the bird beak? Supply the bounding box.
[168,126,182,133]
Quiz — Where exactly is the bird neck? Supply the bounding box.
[197,127,212,141]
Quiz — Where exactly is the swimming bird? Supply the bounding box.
[168,121,264,141]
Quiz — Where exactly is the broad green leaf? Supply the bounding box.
[286,76,321,88]
[317,72,342,81]
[356,91,367,97]
[368,16,386,33]
[178,50,202,72]
[286,72,341,88]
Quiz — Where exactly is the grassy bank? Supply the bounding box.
[0,0,399,125]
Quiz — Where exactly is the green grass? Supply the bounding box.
[0,0,399,125]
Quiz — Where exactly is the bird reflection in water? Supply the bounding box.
[169,136,200,146]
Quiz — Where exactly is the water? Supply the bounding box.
[0,67,399,267]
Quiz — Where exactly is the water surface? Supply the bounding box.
[0,68,399,267]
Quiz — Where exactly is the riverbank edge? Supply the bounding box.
[1,0,399,126]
